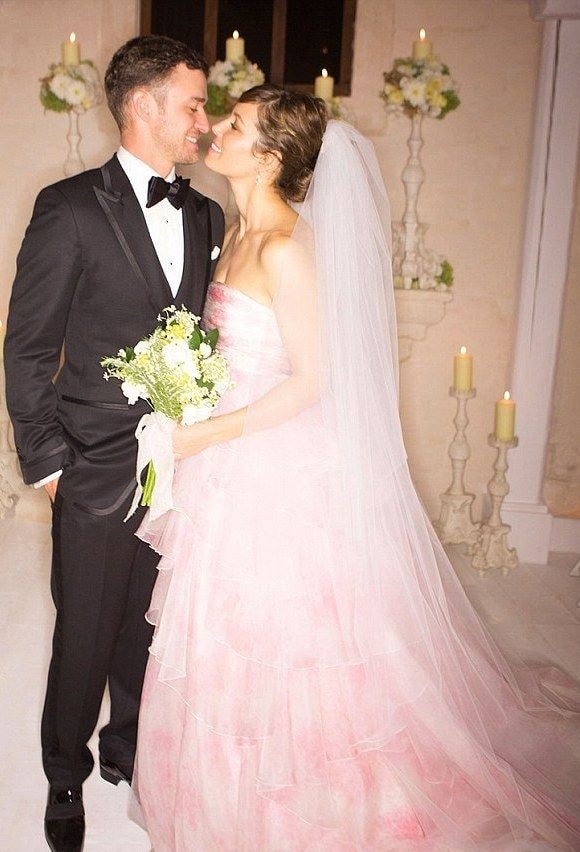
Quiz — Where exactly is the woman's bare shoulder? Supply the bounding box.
[260,227,314,299]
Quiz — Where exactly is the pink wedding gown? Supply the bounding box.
[133,281,580,851]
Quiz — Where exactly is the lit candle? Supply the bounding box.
[412,28,432,61]
[225,30,245,62]
[62,32,81,66]
[494,391,516,442]
[453,345,473,391]
[314,68,334,100]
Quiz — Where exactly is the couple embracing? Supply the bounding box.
[5,34,580,852]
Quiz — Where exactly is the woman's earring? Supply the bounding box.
[255,171,262,186]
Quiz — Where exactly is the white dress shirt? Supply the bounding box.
[116,146,185,296]
[34,148,186,489]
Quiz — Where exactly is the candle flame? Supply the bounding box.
[503,391,511,401]
[322,68,328,78]
[70,32,76,43]
[419,28,426,40]
[459,345,467,355]
[233,30,239,39]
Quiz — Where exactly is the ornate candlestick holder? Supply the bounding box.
[434,387,480,546]
[63,110,85,177]
[471,434,519,575]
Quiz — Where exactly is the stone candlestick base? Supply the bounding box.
[434,387,480,547]
[471,434,519,575]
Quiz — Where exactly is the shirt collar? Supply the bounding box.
[116,146,177,209]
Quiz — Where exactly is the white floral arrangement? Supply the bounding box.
[101,306,231,506]
[325,97,356,123]
[392,224,454,291]
[380,56,459,119]
[40,61,103,114]
[206,57,265,115]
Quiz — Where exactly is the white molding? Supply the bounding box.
[504,20,580,563]
[394,289,453,362]
[502,501,553,564]
[550,517,580,553]
[530,0,580,20]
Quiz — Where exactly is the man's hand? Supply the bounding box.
[44,478,59,503]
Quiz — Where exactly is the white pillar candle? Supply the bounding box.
[314,68,334,100]
[453,346,473,391]
[494,391,516,442]
[412,28,432,61]
[225,30,245,62]
[62,32,81,66]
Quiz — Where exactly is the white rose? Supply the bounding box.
[134,340,150,355]
[49,73,70,100]
[227,80,247,100]
[65,79,88,107]
[199,342,212,358]
[182,357,201,380]
[208,60,233,87]
[181,403,214,425]
[162,340,190,368]
[402,79,426,107]
[121,380,147,405]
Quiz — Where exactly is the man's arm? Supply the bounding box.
[3,185,82,485]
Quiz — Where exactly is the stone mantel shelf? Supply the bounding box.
[395,288,454,362]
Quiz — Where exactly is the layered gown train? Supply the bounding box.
[133,280,580,851]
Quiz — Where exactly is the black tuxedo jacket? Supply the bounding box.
[4,155,224,513]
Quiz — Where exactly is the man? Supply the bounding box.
[4,36,224,852]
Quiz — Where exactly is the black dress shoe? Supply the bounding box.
[99,756,132,785]
[44,787,84,852]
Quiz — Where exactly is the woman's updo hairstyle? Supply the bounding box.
[238,84,328,203]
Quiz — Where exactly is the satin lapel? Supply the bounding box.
[178,191,210,314]
[92,156,172,314]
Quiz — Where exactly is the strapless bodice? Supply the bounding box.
[203,281,290,379]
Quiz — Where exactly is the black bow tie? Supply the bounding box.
[146,175,190,209]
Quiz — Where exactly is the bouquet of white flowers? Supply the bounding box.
[40,60,102,113]
[206,57,265,115]
[380,56,459,119]
[101,306,230,510]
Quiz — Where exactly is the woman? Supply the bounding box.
[132,86,580,850]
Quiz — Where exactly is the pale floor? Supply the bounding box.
[1,493,579,852]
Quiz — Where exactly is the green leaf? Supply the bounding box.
[206,328,219,348]
[438,90,460,119]
[189,329,202,349]
[40,88,70,113]
[206,83,231,116]
[125,346,136,361]
[436,259,454,287]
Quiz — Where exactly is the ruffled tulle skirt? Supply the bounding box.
[132,391,580,851]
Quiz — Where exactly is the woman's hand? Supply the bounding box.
[172,419,216,460]
[172,407,246,460]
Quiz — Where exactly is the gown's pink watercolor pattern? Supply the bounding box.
[134,282,580,851]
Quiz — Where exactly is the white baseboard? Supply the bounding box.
[484,498,580,563]
[501,501,554,564]
[550,516,580,553]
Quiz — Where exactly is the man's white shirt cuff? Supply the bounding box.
[34,470,63,488]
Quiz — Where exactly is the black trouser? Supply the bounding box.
[41,491,159,790]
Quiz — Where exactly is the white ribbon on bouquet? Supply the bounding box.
[125,411,177,522]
